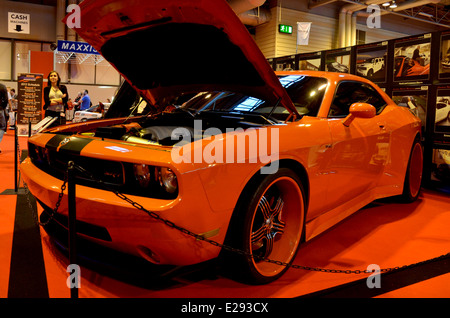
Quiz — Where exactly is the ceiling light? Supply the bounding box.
[389,1,397,8]
[382,2,390,6]
[418,12,433,18]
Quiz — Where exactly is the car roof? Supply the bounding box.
[275,70,376,84]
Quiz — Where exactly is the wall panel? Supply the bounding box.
[255,6,413,59]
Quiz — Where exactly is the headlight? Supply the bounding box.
[157,167,178,194]
[132,164,178,195]
[133,164,151,187]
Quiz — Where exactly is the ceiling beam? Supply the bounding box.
[308,0,340,9]
[338,0,450,28]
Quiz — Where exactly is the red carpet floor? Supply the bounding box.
[1,131,449,299]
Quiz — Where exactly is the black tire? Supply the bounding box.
[222,168,306,284]
[399,139,423,202]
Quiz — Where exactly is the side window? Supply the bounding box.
[329,81,387,117]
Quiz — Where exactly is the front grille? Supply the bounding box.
[28,141,178,199]
[28,142,125,190]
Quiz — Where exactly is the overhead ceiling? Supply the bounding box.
[308,0,450,28]
[9,0,450,28]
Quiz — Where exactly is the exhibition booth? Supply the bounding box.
[0,0,449,304]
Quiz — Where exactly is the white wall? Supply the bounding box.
[0,1,56,42]
[254,5,436,59]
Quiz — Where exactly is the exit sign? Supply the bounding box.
[279,24,293,34]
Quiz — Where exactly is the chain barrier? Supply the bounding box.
[16,131,68,227]
[26,172,69,227]
[28,161,450,275]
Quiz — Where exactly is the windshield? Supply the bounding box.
[179,75,328,121]
[86,105,98,112]
[106,75,328,122]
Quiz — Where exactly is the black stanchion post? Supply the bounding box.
[14,125,18,192]
[67,161,78,299]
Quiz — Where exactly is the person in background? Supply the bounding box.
[73,92,82,112]
[0,83,9,153]
[66,98,74,121]
[8,88,17,129]
[80,89,91,111]
[96,102,105,118]
[6,87,12,109]
[43,70,69,127]
[4,87,12,131]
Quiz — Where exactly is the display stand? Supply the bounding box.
[31,116,57,135]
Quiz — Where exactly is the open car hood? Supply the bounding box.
[68,0,297,116]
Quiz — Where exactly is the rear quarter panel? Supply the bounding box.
[377,103,422,192]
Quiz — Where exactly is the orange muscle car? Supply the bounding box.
[21,0,423,284]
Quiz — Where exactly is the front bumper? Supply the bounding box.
[21,157,229,265]
[356,67,369,77]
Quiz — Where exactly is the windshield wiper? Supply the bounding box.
[175,107,196,118]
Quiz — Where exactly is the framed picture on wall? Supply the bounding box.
[431,147,450,184]
[435,87,450,141]
[274,55,296,71]
[356,41,388,83]
[391,86,428,132]
[325,48,351,73]
[393,34,431,82]
[439,31,450,81]
[297,51,321,71]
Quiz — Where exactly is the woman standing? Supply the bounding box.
[43,71,69,127]
[0,83,8,153]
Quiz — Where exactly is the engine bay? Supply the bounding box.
[91,109,275,147]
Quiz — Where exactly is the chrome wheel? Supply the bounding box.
[223,168,306,284]
[251,193,285,259]
[249,176,304,279]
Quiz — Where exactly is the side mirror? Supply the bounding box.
[342,103,376,127]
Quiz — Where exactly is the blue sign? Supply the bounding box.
[57,40,99,55]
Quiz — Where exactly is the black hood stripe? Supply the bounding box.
[46,135,93,155]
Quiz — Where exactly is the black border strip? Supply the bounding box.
[299,254,450,298]
[7,189,49,298]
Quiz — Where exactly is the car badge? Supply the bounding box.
[60,137,71,147]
